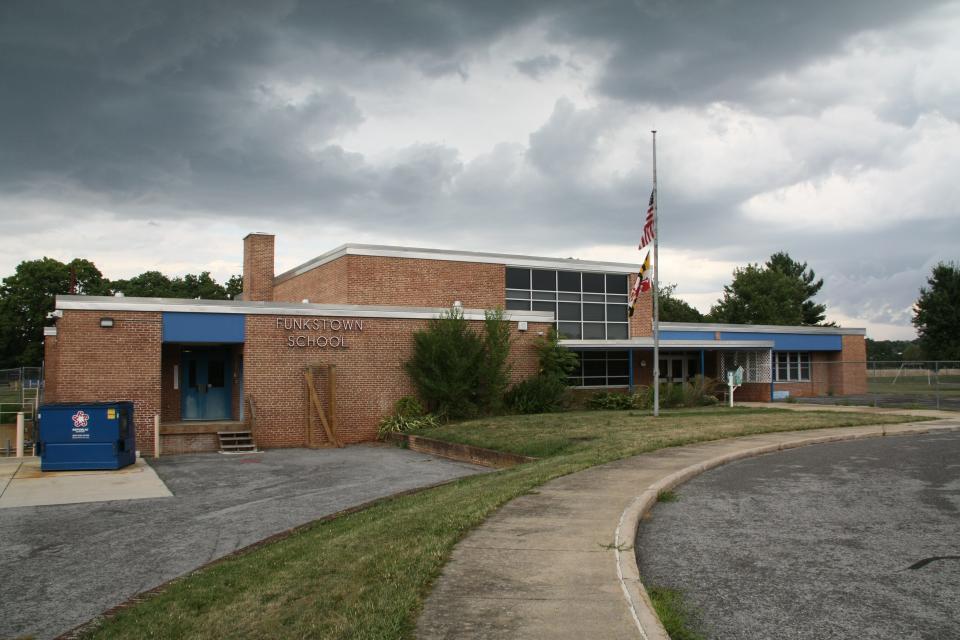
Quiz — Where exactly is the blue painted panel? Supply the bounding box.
[163,312,245,343]
[719,332,842,351]
[660,330,716,341]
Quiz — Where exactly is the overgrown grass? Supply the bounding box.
[648,587,705,640]
[82,408,927,639]
[657,489,679,503]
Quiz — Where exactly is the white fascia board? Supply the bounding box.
[274,243,639,283]
[660,321,866,336]
[55,295,555,323]
[559,339,775,349]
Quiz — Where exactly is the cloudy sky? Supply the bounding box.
[2,1,958,339]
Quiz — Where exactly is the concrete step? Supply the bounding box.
[217,430,257,454]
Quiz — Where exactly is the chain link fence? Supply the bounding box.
[0,367,42,456]
[782,360,960,411]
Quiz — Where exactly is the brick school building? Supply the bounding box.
[43,233,867,454]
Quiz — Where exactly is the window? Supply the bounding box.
[775,352,811,382]
[505,267,629,340]
[568,350,630,387]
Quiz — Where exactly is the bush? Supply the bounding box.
[405,307,514,420]
[393,395,425,418]
[505,328,579,415]
[505,375,569,414]
[587,391,635,410]
[377,413,441,439]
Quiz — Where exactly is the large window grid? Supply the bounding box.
[505,267,629,340]
[568,350,630,387]
[775,352,811,381]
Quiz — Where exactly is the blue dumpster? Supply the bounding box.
[37,402,136,471]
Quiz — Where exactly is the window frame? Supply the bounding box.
[505,267,629,341]
[774,352,811,382]
[568,349,631,388]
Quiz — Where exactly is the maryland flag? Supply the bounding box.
[628,251,652,317]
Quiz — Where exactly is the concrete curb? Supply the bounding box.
[614,420,960,640]
[385,432,537,468]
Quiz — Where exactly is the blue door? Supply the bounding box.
[181,349,232,420]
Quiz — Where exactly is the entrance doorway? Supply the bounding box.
[180,347,232,420]
[658,353,701,383]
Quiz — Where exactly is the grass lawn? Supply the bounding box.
[868,375,960,398]
[82,407,928,640]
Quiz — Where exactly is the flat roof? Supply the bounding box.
[54,295,555,324]
[661,321,865,336]
[560,338,776,350]
[274,243,640,283]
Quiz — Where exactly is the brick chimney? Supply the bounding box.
[243,233,275,302]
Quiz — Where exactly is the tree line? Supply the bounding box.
[0,257,241,368]
[659,253,960,362]
[1,252,956,367]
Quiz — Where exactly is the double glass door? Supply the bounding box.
[181,348,232,420]
[658,353,700,383]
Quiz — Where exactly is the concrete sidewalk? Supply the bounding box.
[416,415,960,640]
[0,457,172,508]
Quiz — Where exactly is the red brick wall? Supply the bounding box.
[160,344,180,422]
[161,433,220,454]
[44,311,162,455]
[243,233,275,302]
[838,335,868,394]
[43,334,60,402]
[273,258,349,304]
[238,314,552,448]
[273,254,507,309]
[345,255,505,308]
[628,274,653,338]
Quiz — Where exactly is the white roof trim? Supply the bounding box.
[275,243,639,283]
[560,338,775,349]
[660,321,865,336]
[55,296,555,323]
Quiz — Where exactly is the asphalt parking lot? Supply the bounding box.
[636,431,960,640]
[0,446,488,640]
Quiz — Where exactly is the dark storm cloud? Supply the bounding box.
[544,0,949,111]
[0,0,944,215]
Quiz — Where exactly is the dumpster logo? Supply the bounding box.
[71,410,91,439]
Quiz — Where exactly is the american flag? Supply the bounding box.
[638,188,656,249]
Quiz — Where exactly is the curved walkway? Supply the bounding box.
[416,410,960,640]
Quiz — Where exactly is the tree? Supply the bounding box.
[865,338,921,362]
[709,253,829,326]
[658,284,704,322]
[912,262,960,360]
[0,257,108,367]
[766,252,826,325]
[708,264,806,325]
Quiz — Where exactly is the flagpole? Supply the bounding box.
[651,131,660,417]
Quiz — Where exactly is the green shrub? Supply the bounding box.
[377,413,441,439]
[505,328,578,415]
[631,386,653,409]
[587,391,634,410]
[404,307,513,420]
[393,396,425,418]
[505,375,569,414]
[477,309,513,414]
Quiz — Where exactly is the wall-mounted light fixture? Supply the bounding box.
[100,317,115,328]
